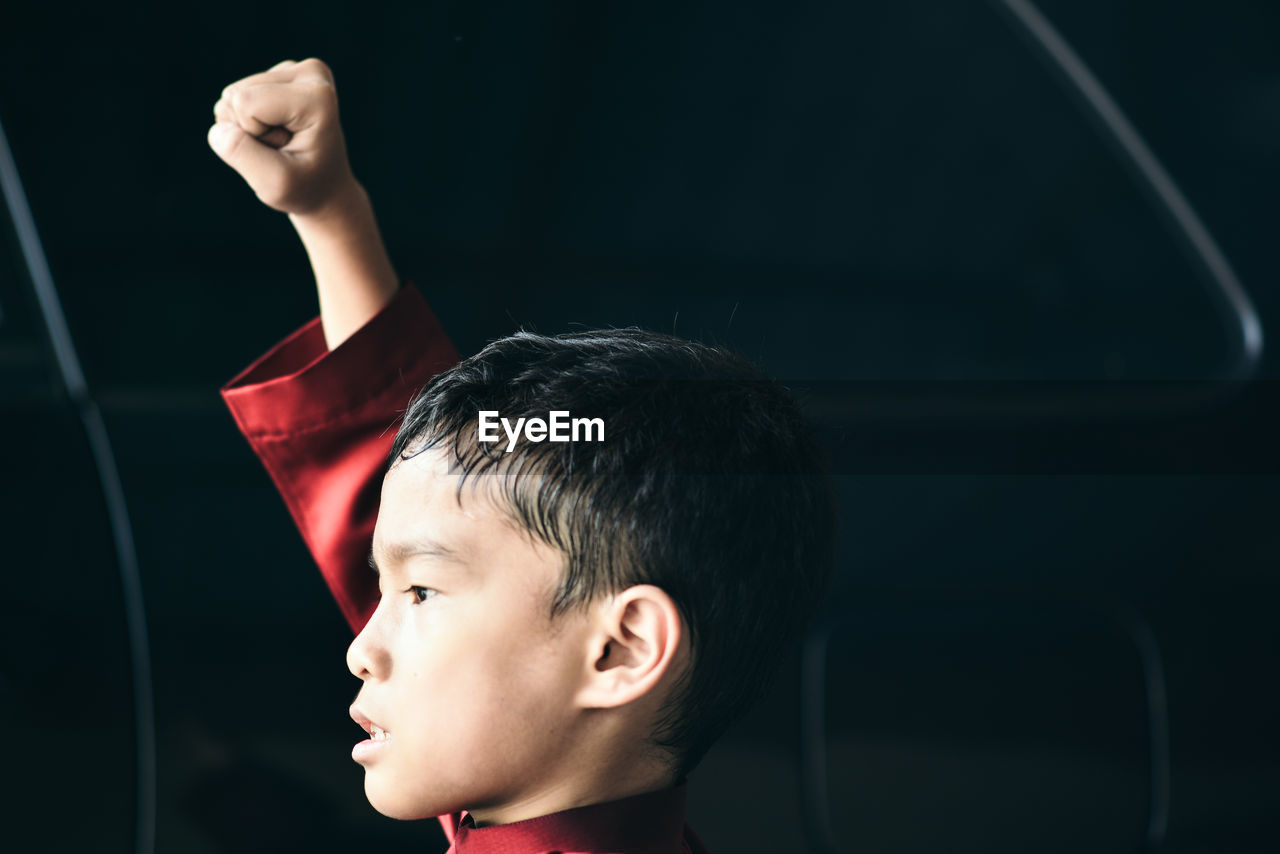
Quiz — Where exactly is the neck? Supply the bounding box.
[467,743,678,827]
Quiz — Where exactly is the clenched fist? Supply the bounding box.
[208,58,356,216]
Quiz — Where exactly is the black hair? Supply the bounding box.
[388,327,835,777]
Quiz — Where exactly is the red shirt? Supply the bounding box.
[221,284,710,854]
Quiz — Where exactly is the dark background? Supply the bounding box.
[1,1,1277,852]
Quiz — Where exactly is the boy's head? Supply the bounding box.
[347,327,834,823]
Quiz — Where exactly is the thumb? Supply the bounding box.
[207,121,287,195]
[206,121,244,161]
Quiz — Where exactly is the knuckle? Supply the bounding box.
[299,57,333,78]
[308,80,337,103]
[229,84,262,113]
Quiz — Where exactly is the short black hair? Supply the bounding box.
[389,327,835,777]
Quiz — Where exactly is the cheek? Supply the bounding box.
[453,607,569,710]
[394,602,523,706]
[396,589,581,730]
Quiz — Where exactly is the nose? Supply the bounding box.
[346,605,390,680]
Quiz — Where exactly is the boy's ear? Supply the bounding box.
[575,584,684,710]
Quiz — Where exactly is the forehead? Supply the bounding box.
[372,447,554,573]
[376,448,493,544]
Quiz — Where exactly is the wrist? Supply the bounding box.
[288,176,369,232]
[284,175,402,350]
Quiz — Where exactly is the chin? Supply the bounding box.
[364,773,454,822]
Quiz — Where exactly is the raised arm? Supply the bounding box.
[209,58,460,632]
[208,57,399,349]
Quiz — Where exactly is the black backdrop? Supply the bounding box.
[1,2,1278,852]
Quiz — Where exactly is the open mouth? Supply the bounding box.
[350,706,391,757]
[350,711,389,742]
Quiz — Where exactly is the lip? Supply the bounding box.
[349,704,377,734]
[349,704,390,763]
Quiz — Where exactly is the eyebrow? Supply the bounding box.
[368,538,469,577]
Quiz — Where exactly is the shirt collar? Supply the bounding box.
[451,784,689,854]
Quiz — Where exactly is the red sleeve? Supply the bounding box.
[220,283,461,633]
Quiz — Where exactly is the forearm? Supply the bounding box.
[288,179,401,350]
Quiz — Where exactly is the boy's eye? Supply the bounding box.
[406,586,437,604]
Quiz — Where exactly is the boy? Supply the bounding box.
[209,58,834,853]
